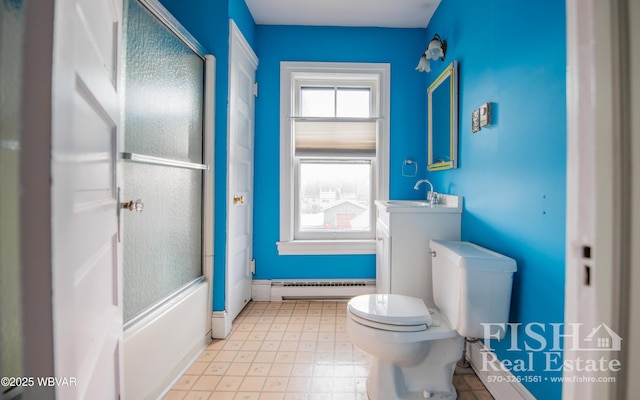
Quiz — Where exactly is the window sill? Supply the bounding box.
[276,239,376,255]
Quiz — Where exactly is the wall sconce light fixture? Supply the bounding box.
[415,34,447,73]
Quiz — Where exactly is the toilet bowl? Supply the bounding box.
[347,294,463,399]
[347,240,517,400]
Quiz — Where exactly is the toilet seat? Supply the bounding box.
[347,294,433,332]
[348,312,428,332]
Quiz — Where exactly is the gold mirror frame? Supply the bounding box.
[427,61,458,171]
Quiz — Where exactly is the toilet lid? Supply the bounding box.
[348,294,433,327]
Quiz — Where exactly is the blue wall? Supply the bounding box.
[252,25,428,280]
[425,0,566,398]
[229,0,255,45]
[158,0,225,54]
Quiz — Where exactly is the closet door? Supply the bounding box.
[226,20,258,322]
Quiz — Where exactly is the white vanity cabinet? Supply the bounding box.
[375,196,462,308]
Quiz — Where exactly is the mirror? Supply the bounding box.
[427,61,458,171]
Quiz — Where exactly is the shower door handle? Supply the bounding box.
[116,191,143,244]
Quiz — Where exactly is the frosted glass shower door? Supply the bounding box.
[122,0,205,322]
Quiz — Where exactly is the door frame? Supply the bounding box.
[564,0,638,398]
[18,2,56,398]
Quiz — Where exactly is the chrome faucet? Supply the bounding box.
[414,179,438,205]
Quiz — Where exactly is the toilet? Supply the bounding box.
[347,239,517,400]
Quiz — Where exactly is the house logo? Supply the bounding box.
[481,322,624,374]
[480,322,624,374]
[580,323,623,352]
[481,321,624,353]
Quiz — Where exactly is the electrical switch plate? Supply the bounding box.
[471,109,480,133]
[479,102,492,127]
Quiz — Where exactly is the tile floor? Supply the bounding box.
[163,301,494,400]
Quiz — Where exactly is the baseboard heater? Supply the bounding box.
[270,279,376,301]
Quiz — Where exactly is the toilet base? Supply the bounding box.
[364,335,464,400]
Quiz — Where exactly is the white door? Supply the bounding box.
[226,20,258,321]
[565,0,640,398]
[51,0,123,398]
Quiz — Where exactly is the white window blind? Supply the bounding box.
[293,119,377,155]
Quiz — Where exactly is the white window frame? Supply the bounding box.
[277,62,390,255]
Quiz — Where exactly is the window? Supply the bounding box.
[278,63,390,255]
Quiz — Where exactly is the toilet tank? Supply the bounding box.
[429,240,517,339]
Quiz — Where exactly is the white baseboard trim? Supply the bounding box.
[211,310,232,339]
[251,279,376,302]
[468,340,536,400]
[269,279,376,301]
[252,280,271,301]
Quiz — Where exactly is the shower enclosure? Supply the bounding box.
[121,1,213,398]
[122,0,205,323]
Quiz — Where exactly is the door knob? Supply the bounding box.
[233,195,245,204]
[121,199,144,213]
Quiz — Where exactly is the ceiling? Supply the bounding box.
[244,0,441,28]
